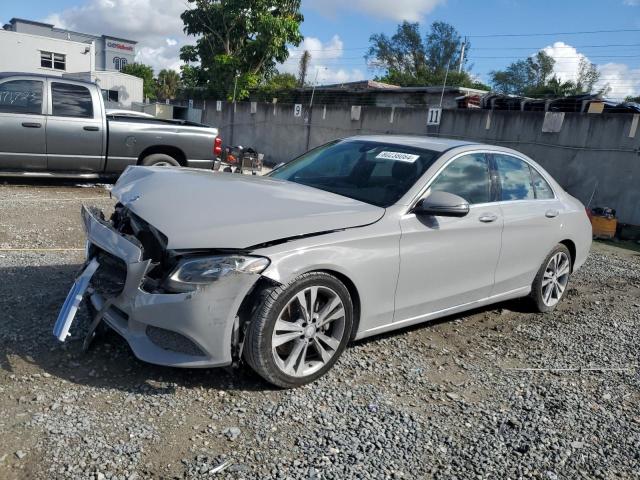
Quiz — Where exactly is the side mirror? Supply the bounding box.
[412,191,470,217]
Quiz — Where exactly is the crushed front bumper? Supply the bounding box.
[81,206,259,368]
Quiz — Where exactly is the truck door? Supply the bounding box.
[0,77,47,170]
[46,80,105,172]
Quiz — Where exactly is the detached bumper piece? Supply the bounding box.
[80,205,257,368]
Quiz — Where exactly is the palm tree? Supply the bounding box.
[156,69,181,101]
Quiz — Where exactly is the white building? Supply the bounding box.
[0,18,143,107]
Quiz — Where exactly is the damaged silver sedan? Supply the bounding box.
[54,136,592,388]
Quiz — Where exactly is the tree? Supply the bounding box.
[265,72,298,90]
[180,64,204,89]
[156,69,181,100]
[121,63,156,100]
[298,50,311,87]
[366,21,481,88]
[490,51,601,97]
[180,0,304,100]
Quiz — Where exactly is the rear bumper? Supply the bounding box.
[81,206,259,368]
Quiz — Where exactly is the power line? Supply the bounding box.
[468,28,640,38]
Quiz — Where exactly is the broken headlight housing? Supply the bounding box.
[165,255,270,292]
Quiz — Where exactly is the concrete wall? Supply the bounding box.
[204,102,640,225]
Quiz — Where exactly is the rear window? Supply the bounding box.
[52,82,94,118]
[270,140,441,207]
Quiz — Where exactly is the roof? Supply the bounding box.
[344,135,476,152]
[0,72,96,86]
[4,17,137,44]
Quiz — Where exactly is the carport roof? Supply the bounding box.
[346,135,477,152]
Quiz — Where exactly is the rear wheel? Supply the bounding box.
[530,244,572,312]
[244,272,353,388]
[141,153,180,167]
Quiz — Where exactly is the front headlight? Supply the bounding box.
[165,255,270,292]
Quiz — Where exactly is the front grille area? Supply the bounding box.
[146,326,206,357]
[92,251,128,296]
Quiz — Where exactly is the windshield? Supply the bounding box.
[269,140,441,207]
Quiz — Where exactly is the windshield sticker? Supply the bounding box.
[375,151,420,163]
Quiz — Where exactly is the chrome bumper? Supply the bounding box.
[81,206,258,368]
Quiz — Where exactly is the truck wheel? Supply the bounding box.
[141,153,180,167]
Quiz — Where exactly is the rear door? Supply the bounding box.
[394,152,503,323]
[0,77,47,170]
[491,153,565,295]
[46,80,105,171]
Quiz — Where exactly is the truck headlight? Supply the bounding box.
[165,255,270,292]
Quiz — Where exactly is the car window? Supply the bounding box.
[51,82,93,118]
[429,153,492,204]
[270,140,441,207]
[530,168,555,199]
[494,154,535,201]
[0,80,43,115]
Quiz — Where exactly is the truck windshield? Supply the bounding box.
[269,140,441,207]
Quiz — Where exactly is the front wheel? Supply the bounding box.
[530,244,572,312]
[244,272,353,388]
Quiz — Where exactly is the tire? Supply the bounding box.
[530,244,572,313]
[140,153,180,167]
[244,272,353,388]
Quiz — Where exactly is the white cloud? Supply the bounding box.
[596,63,640,99]
[43,0,187,73]
[623,0,639,5]
[306,0,446,22]
[279,35,365,85]
[542,41,588,84]
[540,41,640,99]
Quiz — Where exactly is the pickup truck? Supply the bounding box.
[0,72,222,177]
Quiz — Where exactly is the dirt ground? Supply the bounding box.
[0,180,639,479]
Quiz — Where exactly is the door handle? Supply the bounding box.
[479,213,498,223]
[545,209,560,218]
[83,126,99,131]
[21,122,42,128]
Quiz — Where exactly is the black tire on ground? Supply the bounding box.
[140,153,180,167]
[529,243,572,313]
[243,272,353,388]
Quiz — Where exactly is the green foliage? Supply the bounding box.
[366,21,483,89]
[156,69,181,100]
[180,0,304,100]
[490,52,601,97]
[121,63,156,100]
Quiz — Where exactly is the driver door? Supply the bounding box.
[394,152,503,323]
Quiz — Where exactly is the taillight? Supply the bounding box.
[214,136,222,157]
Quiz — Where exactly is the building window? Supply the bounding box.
[102,89,119,103]
[113,57,128,71]
[41,52,66,71]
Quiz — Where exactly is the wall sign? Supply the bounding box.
[294,104,302,117]
[216,100,222,111]
[427,107,442,126]
[107,41,134,52]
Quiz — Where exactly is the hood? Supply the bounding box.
[111,166,385,250]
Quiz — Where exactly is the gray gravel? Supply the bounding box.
[1,182,639,479]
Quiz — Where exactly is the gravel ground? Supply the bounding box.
[0,180,639,479]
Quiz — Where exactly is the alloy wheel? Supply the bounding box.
[541,251,570,307]
[271,286,346,377]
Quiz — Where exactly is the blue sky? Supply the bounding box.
[3,0,640,98]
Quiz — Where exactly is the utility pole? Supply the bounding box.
[458,37,468,73]
[439,61,451,108]
[232,72,240,103]
[309,67,324,108]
